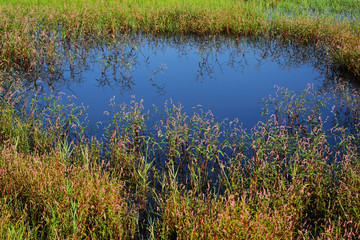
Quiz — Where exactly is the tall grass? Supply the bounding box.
[0,0,359,75]
[1,72,360,238]
[1,0,360,238]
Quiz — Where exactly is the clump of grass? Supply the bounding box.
[151,82,360,239]
[1,0,359,75]
[0,75,139,239]
[156,191,299,239]
[0,145,138,239]
[1,75,360,238]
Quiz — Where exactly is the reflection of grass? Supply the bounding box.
[1,74,360,238]
[0,0,360,75]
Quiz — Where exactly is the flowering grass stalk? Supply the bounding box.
[1,76,359,238]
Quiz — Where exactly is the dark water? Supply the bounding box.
[20,34,359,131]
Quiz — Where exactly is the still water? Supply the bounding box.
[25,34,357,131]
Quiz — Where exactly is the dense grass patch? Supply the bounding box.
[1,0,360,238]
[0,0,359,75]
[0,73,360,238]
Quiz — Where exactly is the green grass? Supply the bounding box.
[0,72,360,238]
[0,0,360,75]
[1,0,360,238]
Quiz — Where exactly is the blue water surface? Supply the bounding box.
[37,34,354,132]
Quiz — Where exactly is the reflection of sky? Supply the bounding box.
[61,36,321,132]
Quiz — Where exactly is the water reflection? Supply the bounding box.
[6,33,360,128]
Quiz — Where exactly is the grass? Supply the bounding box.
[0,0,359,75]
[0,72,360,238]
[1,0,360,238]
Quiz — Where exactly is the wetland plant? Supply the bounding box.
[1,0,360,238]
[1,0,360,76]
[0,76,360,238]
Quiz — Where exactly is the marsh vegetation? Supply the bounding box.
[1,0,360,239]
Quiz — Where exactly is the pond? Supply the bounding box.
[19,34,360,133]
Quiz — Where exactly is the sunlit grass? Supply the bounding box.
[0,0,359,75]
[0,72,359,238]
[1,0,360,238]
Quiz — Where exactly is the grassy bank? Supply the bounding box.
[0,0,360,75]
[1,0,360,239]
[1,74,360,238]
